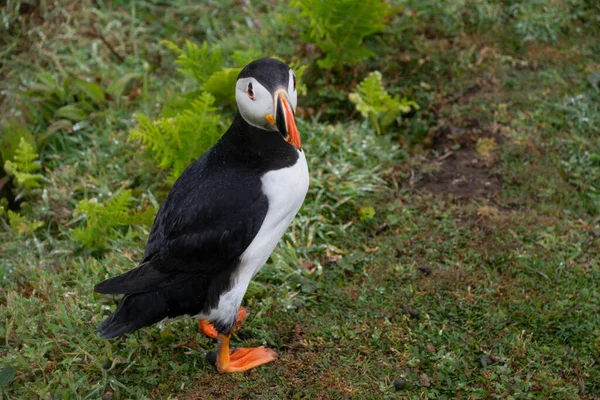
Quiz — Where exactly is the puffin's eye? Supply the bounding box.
[293,75,296,91]
[246,82,255,100]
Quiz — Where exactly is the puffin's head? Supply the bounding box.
[235,58,300,150]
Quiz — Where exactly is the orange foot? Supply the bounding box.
[198,307,249,339]
[216,333,278,373]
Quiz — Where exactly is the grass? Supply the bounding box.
[1,0,599,398]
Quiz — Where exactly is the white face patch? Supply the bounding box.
[235,68,298,129]
[236,78,276,130]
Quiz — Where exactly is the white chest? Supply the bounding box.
[206,151,309,324]
[239,150,309,276]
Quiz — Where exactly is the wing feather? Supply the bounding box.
[95,151,269,295]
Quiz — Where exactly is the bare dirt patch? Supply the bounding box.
[417,121,502,199]
[413,75,505,201]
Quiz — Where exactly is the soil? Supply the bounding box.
[418,121,502,200]
[415,78,504,200]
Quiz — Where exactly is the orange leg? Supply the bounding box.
[216,333,278,373]
[198,307,249,339]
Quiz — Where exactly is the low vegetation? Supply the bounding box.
[1,0,598,398]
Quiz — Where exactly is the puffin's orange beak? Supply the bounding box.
[275,91,301,150]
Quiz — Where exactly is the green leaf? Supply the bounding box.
[0,365,16,387]
[68,78,106,105]
[12,138,41,173]
[46,119,73,135]
[204,68,242,107]
[290,0,389,68]
[72,190,157,250]
[0,118,35,164]
[232,49,261,67]
[162,40,223,86]
[358,206,376,221]
[130,92,223,179]
[7,210,44,236]
[54,104,88,121]
[107,72,143,97]
[29,71,59,94]
[3,137,43,190]
[349,71,419,134]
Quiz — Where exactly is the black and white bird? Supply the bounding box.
[95,58,309,373]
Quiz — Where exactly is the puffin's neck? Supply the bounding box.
[218,112,299,171]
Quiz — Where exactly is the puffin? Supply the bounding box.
[94,58,309,373]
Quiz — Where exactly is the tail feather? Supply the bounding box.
[94,261,171,295]
[97,292,167,338]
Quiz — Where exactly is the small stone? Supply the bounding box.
[417,266,432,275]
[205,351,217,365]
[101,392,114,400]
[419,373,431,387]
[402,306,420,319]
[393,378,406,390]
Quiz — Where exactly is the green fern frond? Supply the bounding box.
[162,40,223,85]
[3,137,43,190]
[10,137,40,174]
[291,0,389,68]
[349,71,419,135]
[72,190,157,250]
[232,50,261,68]
[0,118,36,164]
[75,191,132,223]
[71,226,105,250]
[7,210,43,236]
[116,208,156,226]
[130,92,223,180]
[204,67,242,108]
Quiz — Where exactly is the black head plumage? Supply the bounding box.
[237,58,291,94]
